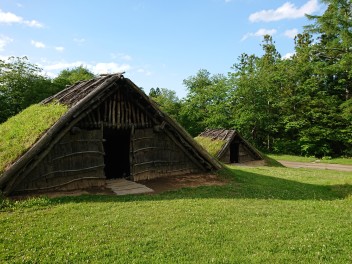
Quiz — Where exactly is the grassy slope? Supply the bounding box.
[1,166,352,263]
[268,154,352,165]
[0,103,68,174]
[194,136,226,157]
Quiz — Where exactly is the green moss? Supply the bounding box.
[194,136,226,157]
[0,103,68,174]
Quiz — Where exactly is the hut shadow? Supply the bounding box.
[47,169,352,205]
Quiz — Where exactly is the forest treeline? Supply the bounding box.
[151,0,352,158]
[1,0,351,157]
[0,57,94,124]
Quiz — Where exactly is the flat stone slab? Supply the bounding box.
[106,179,154,195]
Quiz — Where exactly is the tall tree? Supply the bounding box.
[180,69,232,136]
[0,57,61,123]
[229,35,282,150]
[305,0,352,100]
[149,87,181,121]
[302,0,352,156]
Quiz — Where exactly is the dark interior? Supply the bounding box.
[103,128,131,179]
[230,141,240,163]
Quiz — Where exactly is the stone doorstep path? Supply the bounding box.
[106,179,154,195]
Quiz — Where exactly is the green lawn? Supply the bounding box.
[1,166,352,263]
[268,154,352,165]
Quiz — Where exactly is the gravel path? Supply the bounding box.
[279,160,352,172]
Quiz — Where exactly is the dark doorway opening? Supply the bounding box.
[230,141,240,163]
[103,128,131,179]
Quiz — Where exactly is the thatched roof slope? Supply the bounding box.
[197,128,263,160]
[0,74,221,194]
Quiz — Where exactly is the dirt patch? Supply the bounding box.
[10,186,115,200]
[232,160,266,167]
[138,173,227,194]
[10,173,226,199]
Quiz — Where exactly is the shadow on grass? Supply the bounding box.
[2,167,352,209]
[43,167,352,205]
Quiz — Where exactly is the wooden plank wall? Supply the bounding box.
[80,88,152,129]
[131,128,201,181]
[14,129,105,192]
[238,144,257,163]
[220,143,257,163]
[219,147,231,163]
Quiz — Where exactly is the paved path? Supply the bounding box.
[279,160,352,172]
[106,179,154,195]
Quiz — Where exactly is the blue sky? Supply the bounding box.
[0,0,325,97]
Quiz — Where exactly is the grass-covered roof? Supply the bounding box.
[0,103,68,174]
[194,136,226,157]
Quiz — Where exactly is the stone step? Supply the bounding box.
[106,179,154,195]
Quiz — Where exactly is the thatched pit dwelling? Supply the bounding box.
[0,74,221,196]
[196,129,263,164]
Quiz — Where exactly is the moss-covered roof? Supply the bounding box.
[194,136,227,157]
[0,103,68,174]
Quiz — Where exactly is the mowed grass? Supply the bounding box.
[1,166,352,263]
[268,154,352,165]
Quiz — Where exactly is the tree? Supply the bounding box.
[180,69,232,136]
[305,0,352,100]
[229,36,282,150]
[301,0,352,156]
[149,87,181,121]
[53,66,95,87]
[0,57,61,123]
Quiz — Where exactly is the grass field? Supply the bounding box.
[268,154,352,165]
[1,165,352,263]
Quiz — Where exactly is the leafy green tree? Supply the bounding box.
[180,69,232,136]
[53,66,95,87]
[149,87,181,121]
[0,57,61,123]
[229,36,282,150]
[305,0,352,100]
[301,0,352,156]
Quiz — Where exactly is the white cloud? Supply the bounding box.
[225,0,232,3]
[249,0,319,22]
[110,52,132,61]
[24,20,43,27]
[31,40,45,48]
[0,35,13,51]
[43,61,85,71]
[284,28,299,39]
[73,38,85,44]
[0,9,22,23]
[91,62,131,74]
[55,46,64,52]
[137,68,152,76]
[0,55,10,61]
[241,28,277,41]
[283,52,295,59]
[42,61,131,77]
[0,8,43,27]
